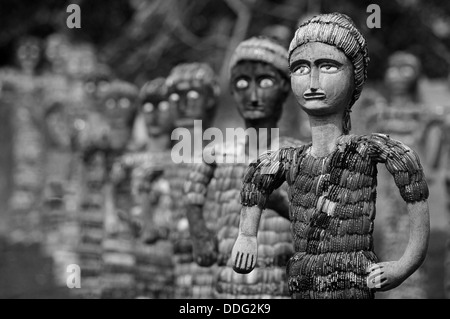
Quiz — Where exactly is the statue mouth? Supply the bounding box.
[303,91,326,100]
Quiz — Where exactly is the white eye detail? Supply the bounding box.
[158,101,170,112]
[259,78,274,88]
[320,64,338,73]
[106,98,116,110]
[169,93,180,102]
[142,102,154,113]
[292,65,310,75]
[236,79,249,89]
[119,98,131,109]
[187,90,200,100]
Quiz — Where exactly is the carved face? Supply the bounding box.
[45,105,71,148]
[67,46,97,79]
[168,82,213,128]
[101,92,137,149]
[290,42,354,117]
[141,95,174,137]
[16,37,41,73]
[231,61,288,122]
[45,35,70,74]
[384,59,419,96]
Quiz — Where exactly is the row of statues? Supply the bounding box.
[1,12,449,299]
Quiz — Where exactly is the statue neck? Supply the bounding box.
[244,118,278,158]
[308,113,345,158]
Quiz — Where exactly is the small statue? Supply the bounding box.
[185,36,299,298]
[366,51,443,299]
[118,78,177,299]
[97,80,140,299]
[165,62,220,298]
[3,35,46,243]
[231,13,430,299]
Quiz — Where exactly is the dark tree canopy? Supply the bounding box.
[1,0,450,83]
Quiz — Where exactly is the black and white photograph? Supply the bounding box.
[0,0,448,303]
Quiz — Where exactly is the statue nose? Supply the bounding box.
[310,67,320,91]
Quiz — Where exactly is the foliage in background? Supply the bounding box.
[1,0,450,84]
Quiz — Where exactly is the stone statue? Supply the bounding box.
[97,80,139,299]
[109,77,176,299]
[165,62,220,298]
[3,35,46,243]
[231,13,430,299]
[365,51,443,299]
[185,37,300,298]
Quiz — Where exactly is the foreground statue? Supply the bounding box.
[231,13,430,299]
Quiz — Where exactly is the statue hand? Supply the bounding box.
[231,234,257,274]
[366,261,407,291]
[192,233,218,267]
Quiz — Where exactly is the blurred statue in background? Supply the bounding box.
[16,36,41,77]
[2,35,46,243]
[111,78,176,298]
[365,51,443,299]
[74,68,117,299]
[165,62,220,298]
[95,80,139,299]
[185,37,299,298]
[231,13,430,299]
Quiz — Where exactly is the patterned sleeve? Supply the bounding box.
[240,148,291,209]
[184,161,216,206]
[367,133,429,203]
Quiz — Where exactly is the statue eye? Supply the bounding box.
[158,101,170,112]
[320,64,339,73]
[259,78,274,88]
[169,93,180,102]
[74,119,86,131]
[142,102,154,113]
[235,79,249,89]
[119,98,131,109]
[187,90,200,100]
[292,65,310,75]
[106,98,116,110]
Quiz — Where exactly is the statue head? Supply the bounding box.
[384,51,421,100]
[289,12,369,134]
[229,36,290,124]
[66,43,98,80]
[166,63,220,129]
[44,101,71,149]
[16,36,41,74]
[98,80,139,150]
[45,33,70,74]
[139,78,175,138]
[82,63,114,100]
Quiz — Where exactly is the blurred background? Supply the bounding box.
[0,0,449,298]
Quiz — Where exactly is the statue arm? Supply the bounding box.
[368,201,429,291]
[184,161,217,266]
[367,135,430,291]
[231,149,288,274]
